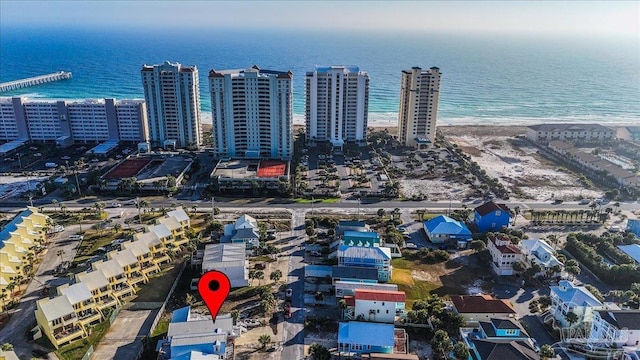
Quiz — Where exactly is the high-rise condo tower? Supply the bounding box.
[141,61,202,149]
[305,66,369,147]
[209,66,293,160]
[398,67,441,147]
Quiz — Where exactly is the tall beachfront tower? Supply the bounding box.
[209,66,293,160]
[141,61,202,149]
[398,67,441,148]
[305,66,369,147]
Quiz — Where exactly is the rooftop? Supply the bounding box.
[596,310,640,330]
[203,243,246,264]
[338,321,394,347]
[59,283,93,305]
[76,269,110,291]
[617,244,640,264]
[475,201,511,216]
[333,266,379,281]
[338,245,391,260]
[550,280,603,307]
[470,339,538,360]
[424,215,472,236]
[355,289,406,303]
[212,159,289,179]
[94,259,125,279]
[167,207,190,223]
[38,296,74,321]
[450,295,516,315]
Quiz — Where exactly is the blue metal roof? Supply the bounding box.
[338,321,394,346]
[343,231,379,239]
[424,215,471,235]
[171,306,191,323]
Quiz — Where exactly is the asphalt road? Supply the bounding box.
[281,209,306,360]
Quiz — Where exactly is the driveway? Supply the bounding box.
[91,309,156,360]
[493,283,557,347]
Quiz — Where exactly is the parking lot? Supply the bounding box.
[301,146,388,198]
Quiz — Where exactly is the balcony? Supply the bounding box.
[95,295,118,310]
[76,309,102,325]
[153,253,171,265]
[112,284,134,299]
[141,262,160,275]
[128,272,147,286]
[53,324,84,345]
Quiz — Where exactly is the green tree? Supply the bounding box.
[512,261,526,273]
[377,208,386,218]
[540,344,555,359]
[1,342,13,351]
[470,240,486,252]
[258,334,271,349]
[453,342,470,360]
[270,269,282,283]
[309,343,331,360]
[431,329,453,359]
[230,309,240,325]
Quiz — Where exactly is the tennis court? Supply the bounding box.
[104,157,152,179]
[257,160,287,178]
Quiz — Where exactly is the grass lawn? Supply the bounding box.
[72,230,124,265]
[57,320,110,360]
[133,264,180,303]
[391,251,493,309]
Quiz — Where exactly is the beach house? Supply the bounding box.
[589,310,640,349]
[487,233,523,276]
[343,289,406,323]
[519,239,563,277]
[337,245,392,282]
[202,243,249,288]
[338,321,396,355]
[550,280,603,327]
[474,201,511,233]
[223,214,260,248]
[450,295,517,323]
[423,215,472,244]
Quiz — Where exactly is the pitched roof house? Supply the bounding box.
[474,201,511,233]
[487,233,523,276]
[550,280,603,327]
[450,295,517,322]
[423,215,472,244]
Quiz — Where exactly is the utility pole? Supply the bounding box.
[211,196,215,220]
[311,196,314,216]
[137,196,141,224]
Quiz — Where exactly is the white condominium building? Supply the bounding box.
[141,61,202,149]
[0,97,148,144]
[209,66,293,160]
[305,66,369,147]
[397,66,441,147]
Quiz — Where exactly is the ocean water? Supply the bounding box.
[1,27,639,126]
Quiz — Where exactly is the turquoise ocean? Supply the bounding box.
[1,27,638,126]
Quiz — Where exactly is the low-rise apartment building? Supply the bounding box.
[0,207,49,297]
[526,123,614,143]
[35,296,85,348]
[58,283,103,329]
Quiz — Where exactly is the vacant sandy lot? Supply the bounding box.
[442,126,602,201]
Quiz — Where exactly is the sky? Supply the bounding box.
[0,0,638,37]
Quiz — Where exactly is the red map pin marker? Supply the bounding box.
[198,270,231,320]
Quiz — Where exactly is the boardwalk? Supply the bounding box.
[0,71,72,92]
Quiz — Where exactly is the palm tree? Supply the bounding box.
[565,311,579,326]
[113,223,122,234]
[60,204,67,215]
[56,249,66,264]
[270,269,282,283]
[258,334,271,349]
[338,299,348,320]
[51,199,59,214]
